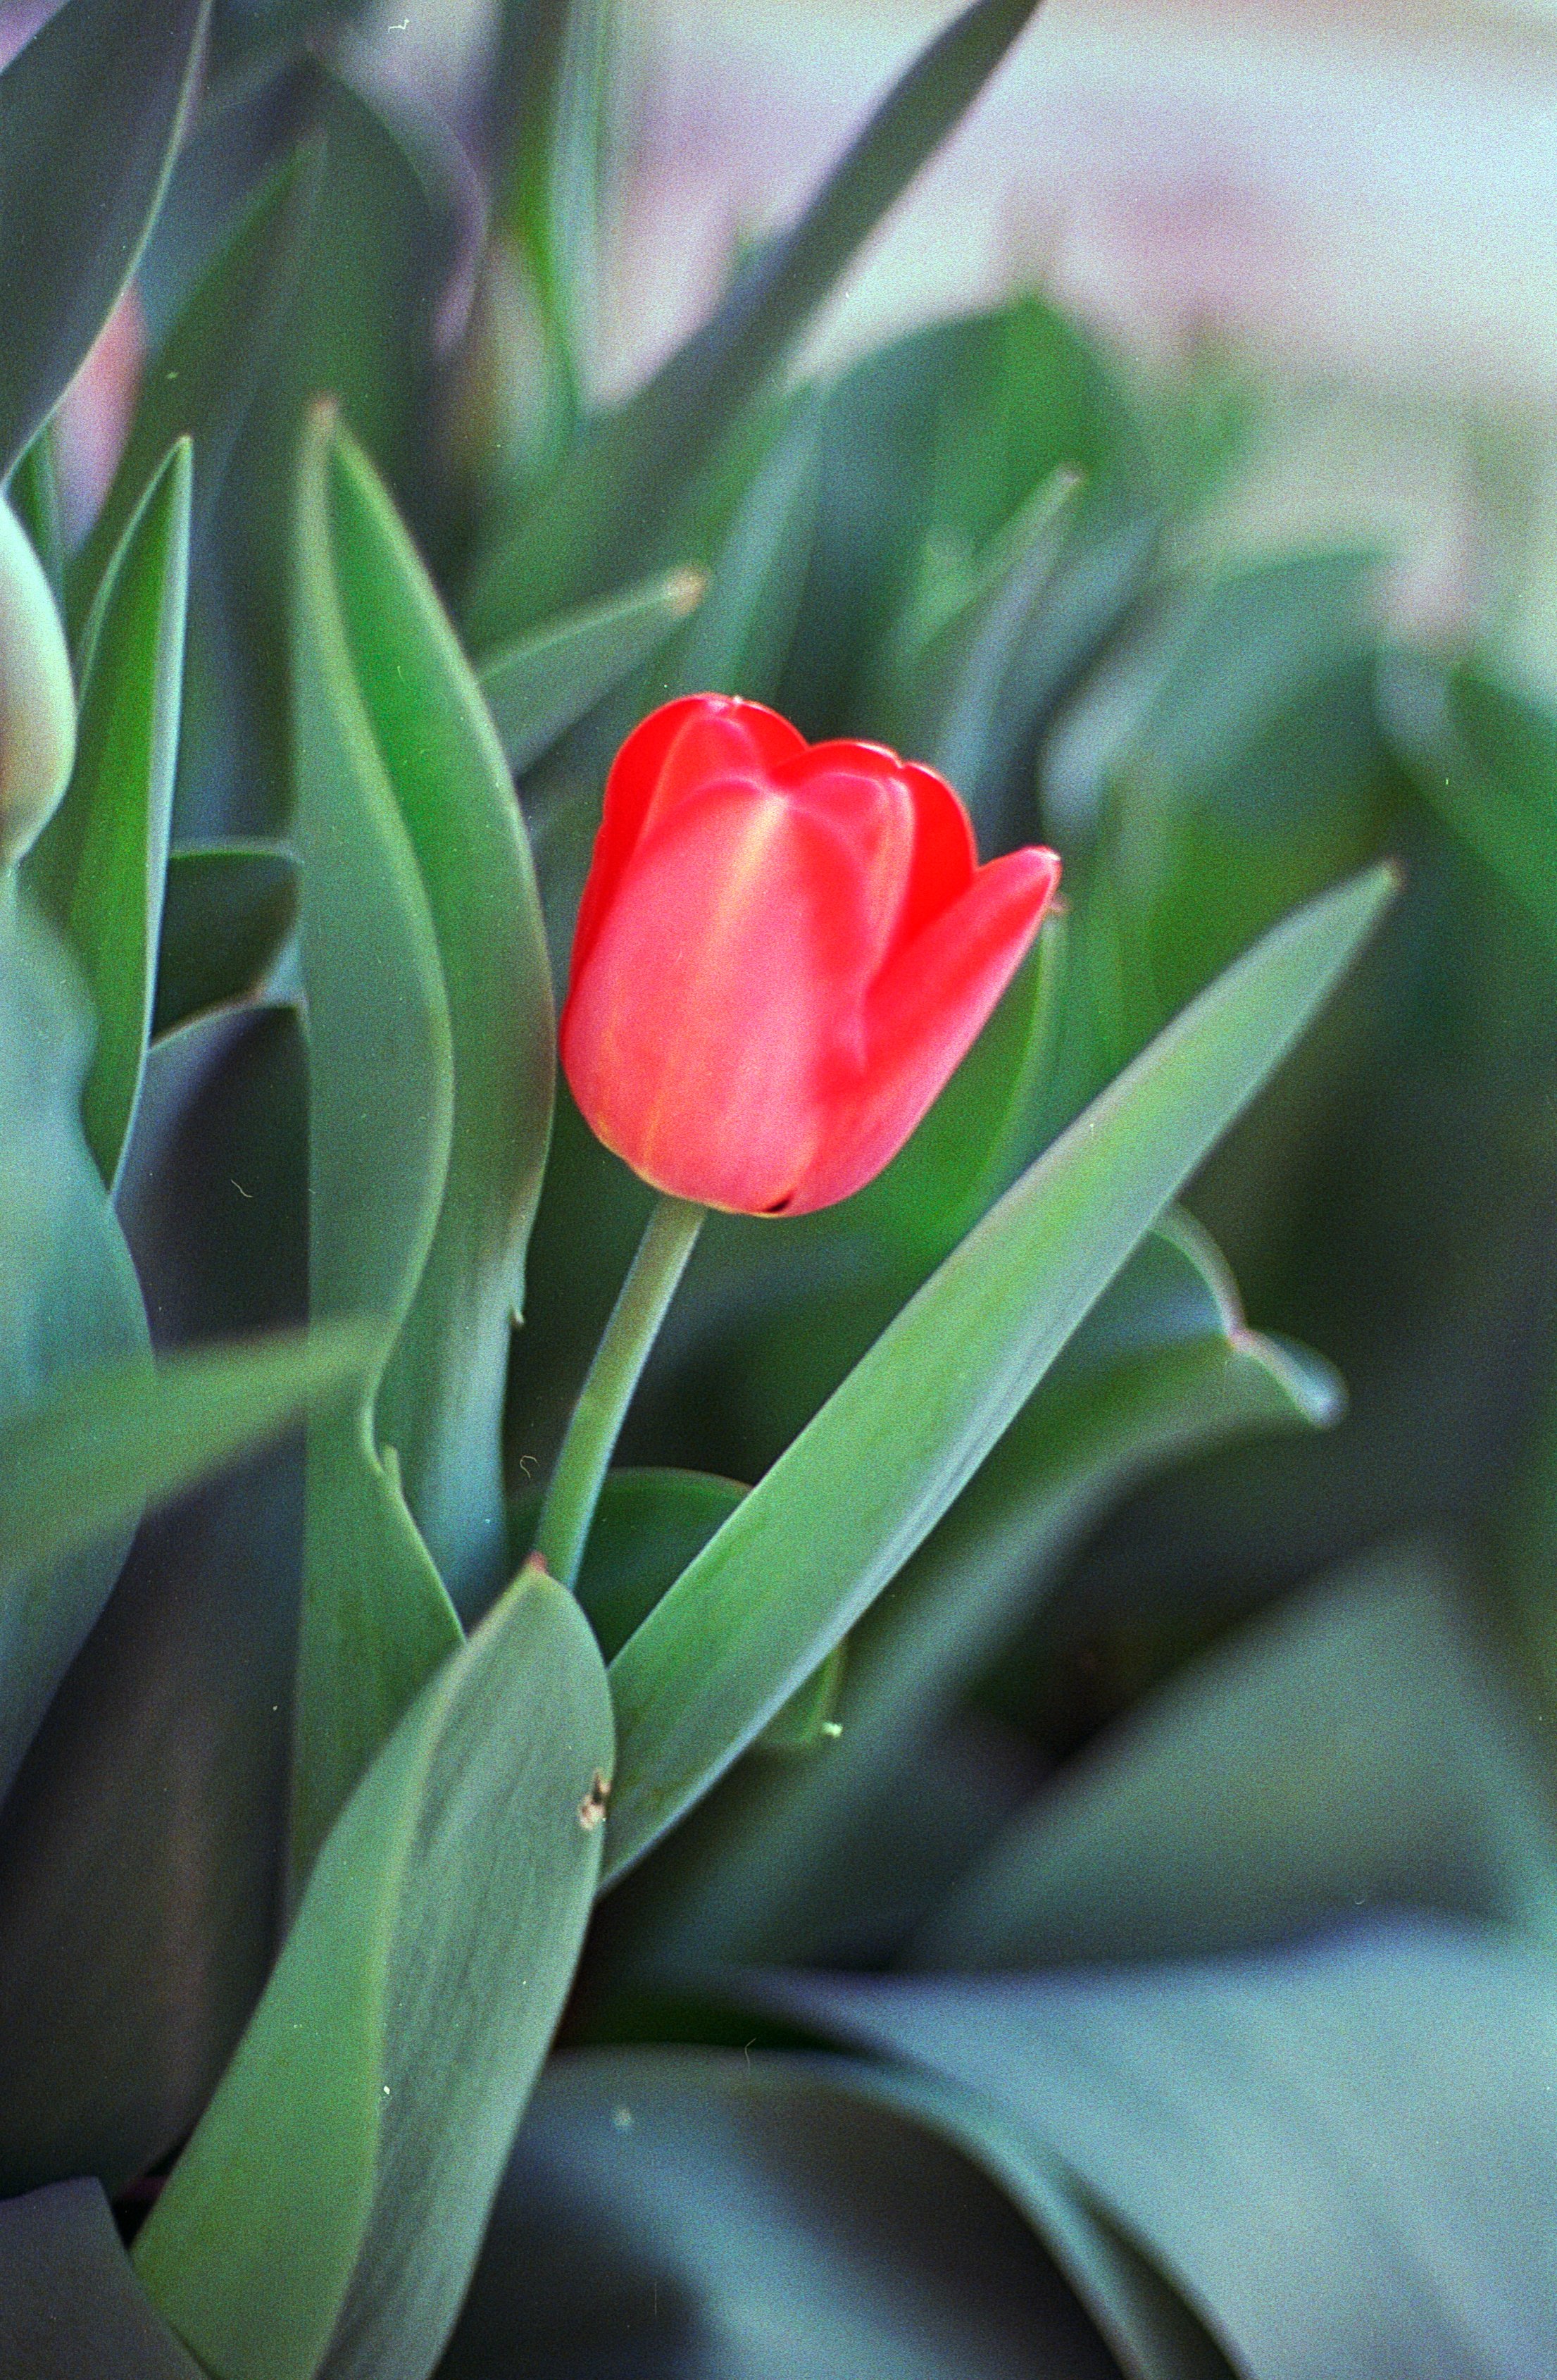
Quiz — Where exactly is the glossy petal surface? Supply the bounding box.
[563,694,1059,1216]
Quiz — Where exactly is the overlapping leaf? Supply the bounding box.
[466,0,1050,640]
[0,0,211,480]
[136,1568,613,2380]
[604,866,1393,1882]
[647,1216,1339,1967]
[25,440,192,1187]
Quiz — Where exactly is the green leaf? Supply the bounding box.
[0,899,147,1802]
[919,1545,1557,1968]
[0,1004,307,2198]
[0,0,211,480]
[23,440,192,1188]
[644,1216,1339,1967]
[289,402,461,1888]
[0,2179,204,2378]
[486,0,611,446]
[439,2050,1119,2380]
[323,417,556,1616]
[767,1919,1557,2380]
[509,1464,746,1662]
[662,391,823,704]
[0,1323,370,1591]
[135,1566,613,2380]
[153,841,299,1035]
[886,468,1080,840]
[477,564,706,773]
[70,140,323,624]
[1382,650,1557,964]
[465,0,1050,640]
[604,866,1394,1883]
[1050,550,1380,836]
[194,63,461,838]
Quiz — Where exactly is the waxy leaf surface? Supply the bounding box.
[604,867,1394,1881]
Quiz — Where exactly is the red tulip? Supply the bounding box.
[561,694,1061,1216]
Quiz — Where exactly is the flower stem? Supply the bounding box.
[535,1194,705,1590]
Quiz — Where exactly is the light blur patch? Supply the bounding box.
[54,287,146,550]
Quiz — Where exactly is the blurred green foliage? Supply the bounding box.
[2,0,1557,2373]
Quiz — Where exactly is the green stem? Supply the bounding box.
[536,1192,705,1588]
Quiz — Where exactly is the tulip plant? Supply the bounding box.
[4,0,1556,2373]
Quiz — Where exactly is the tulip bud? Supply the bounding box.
[0,493,75,870]
[561,694,1061,1216]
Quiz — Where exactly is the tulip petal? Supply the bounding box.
[894,761,980,952]
[562,782,881,1213]
[773,740,920,973]
[782,845,1061,1214]
[572,694,803,976]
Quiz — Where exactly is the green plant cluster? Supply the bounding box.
[2,0,1556,2373]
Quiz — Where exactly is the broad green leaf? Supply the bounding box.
[465,0,1049,640]
[0,1006,307,2198]
[24,440,192,1188]
[920,1545,1557,1969]
[477,565,706,773]
[197,63,461,837]
[136,1566,613,2380]
[1047,550,1380,841]
[0,899,146,1802]
[644,1216,1338,1967]
[439,2050,1118,2380]
[153,842,299,1035]
[289,402,461,1890]
[663,391,823,704]
[509,1464,746,1661]
[862,2062,1241,2380]
[0,2179,204,2379]
[323,418,556,1616]
[70,140,323,623]
[0,1324,368,1591]
[0,0,211,480]
[767,1919,1557,2380]
[604,866,1394,1882]
[1382,649,1557,963]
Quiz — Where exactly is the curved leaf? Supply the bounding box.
[645,1215,1339,1967]
[0,0,211,480]
[153,842,299,1035]
[70,138,323,621]
[0,2179,203,2379]
[477,564,705,773]
[765,1919,1557,2380]
[604,866,1394,1883]
[289,401,460,1888]
[919,1545,1557,1969]
[323,418,556,1616]
[438,2048,1120,2380]
[24,439,192,1187]
[136,1567,613,2380]
[0,899,147,1802]
[0,1005,308,2197]
[465,0,1050,640]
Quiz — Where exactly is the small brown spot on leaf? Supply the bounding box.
[578,1769,611,1831]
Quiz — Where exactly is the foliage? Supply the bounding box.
[1,0,1555,2373]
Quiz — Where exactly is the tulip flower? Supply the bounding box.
[537,694,1059,1591]
[561,693,1061,1216]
